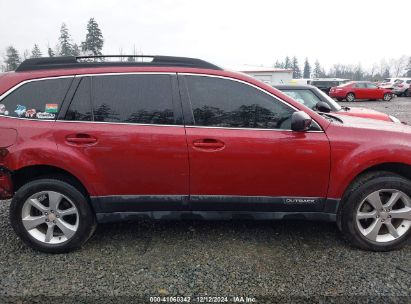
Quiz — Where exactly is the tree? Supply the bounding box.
[81,18,104,56]
[303,58,311,78]
[284,56,291,69]
[291,56,301,78]
[31,44,42,58]
[390,55,408,77]
[59,23,73,56]
[72,44,81,56]
[48,47,55,57]
[406,57,411,77]
[353,64,364,81]
[313,60,325,78]
[274,60,284,68]
[5,46,21,71]
[382,68,390,78]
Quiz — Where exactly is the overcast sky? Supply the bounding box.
[1,0,410,70]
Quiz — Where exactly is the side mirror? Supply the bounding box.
[315,101,331,113]
[291,111,312,132]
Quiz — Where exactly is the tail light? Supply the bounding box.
[396,84,404,88]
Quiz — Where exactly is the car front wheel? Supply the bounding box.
[383,93,392,101]
[10,178,97,253]
[346,93,355,102]
[340,172,411,251]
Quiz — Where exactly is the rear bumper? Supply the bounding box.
[0,167,13,200]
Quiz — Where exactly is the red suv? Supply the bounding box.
[329,81,393,102]
[1,56,411,253]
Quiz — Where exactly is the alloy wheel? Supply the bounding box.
[356,189,411,243]
[383,93,392,101]
[346,93,355,102]
[21,191,79,244]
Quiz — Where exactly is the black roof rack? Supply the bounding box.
[15,55,222,72]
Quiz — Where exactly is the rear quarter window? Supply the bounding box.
[0,77,73,120]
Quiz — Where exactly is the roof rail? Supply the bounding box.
[15,55,222,72]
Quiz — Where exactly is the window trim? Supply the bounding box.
[179,73,323,133]
[0,72,323,132]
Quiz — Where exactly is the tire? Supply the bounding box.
[346,93,355,102]
[10,178,97,253]
[339,171,411,251]
[404,89,409,97]
[383,93,392,101]
[336,98,343,102]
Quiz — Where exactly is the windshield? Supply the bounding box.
[315,88,342,111]
[281,88,341,111]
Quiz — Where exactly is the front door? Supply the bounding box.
[54,74,190,212]
[180,75,330,212]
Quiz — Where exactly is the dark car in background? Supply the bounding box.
[309,78,350,95]
[275,85,400,123]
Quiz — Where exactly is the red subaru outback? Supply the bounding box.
[1,56,411,253]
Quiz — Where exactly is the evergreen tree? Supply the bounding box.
[72,44,81,56]
[274,60,284,68]
[291,56,301,78]
[48,47,55,57]
[81,18,104,56]
[303,58,311,78]
[59,23,73,56]
[31,44,42,58]
[5,46,21,71]
[284,56,291,69]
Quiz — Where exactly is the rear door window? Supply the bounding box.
[0,77,73,119]
[65,77,92,121]
[91,74,175,125]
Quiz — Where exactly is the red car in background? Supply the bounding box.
[329,81,393,102]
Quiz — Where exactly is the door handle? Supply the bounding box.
[192,139,225,151]
[65,134,98,145]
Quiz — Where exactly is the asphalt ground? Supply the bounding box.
[0,96,411,303]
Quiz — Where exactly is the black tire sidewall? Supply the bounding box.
[10,178,96,253]
[341,175,411,251]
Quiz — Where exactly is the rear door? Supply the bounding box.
[353,83,367,99]
[54,73,190,212]
[179,74,331,213]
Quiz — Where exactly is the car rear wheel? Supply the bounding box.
[10,178,97,253]
[383,93,392,101]
[339,171,411,251]
[404,89,409,97]
[346,93,355,102]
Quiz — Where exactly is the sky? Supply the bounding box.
[1,0,410,71]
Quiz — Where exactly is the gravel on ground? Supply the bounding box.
[1,97,411,303]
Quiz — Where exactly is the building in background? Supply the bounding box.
[230,65,293,85]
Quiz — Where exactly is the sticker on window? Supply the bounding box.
[15,105,26,117]
[36,112,55,120]
[45,104,58,113]
[0,104,9,115]
[25,109,37,118]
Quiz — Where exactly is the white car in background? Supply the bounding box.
[392,78,411,97]
[379,77,408,89]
